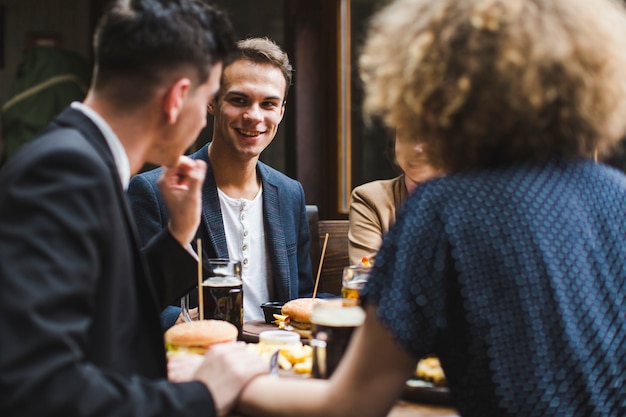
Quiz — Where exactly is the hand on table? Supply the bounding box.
[168,341,268,416]
[168,353,204,382]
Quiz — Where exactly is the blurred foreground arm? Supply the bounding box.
[237,304,416,417]
[169,342,268,416]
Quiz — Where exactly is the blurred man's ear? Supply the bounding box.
[163,77,191,124]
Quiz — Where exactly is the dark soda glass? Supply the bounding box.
[201,276,243,338]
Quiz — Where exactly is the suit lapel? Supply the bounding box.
[259,164,291,301]
[194,146,229,260]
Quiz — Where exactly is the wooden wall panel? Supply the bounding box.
[285,0,345,219]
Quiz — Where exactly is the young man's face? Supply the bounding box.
[210,59,286,161]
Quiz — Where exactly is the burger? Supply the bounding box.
[414,356,447,387]
[164,320,238,358]
[274,298,326,337]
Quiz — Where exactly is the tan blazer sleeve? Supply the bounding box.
[348,176,405,265]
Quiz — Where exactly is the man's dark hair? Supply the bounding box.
[92,0,235,108]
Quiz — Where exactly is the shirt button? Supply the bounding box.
[243,258,249,265]
[242,244,248,251]
[243,230,249,237]
[241,214,246,220]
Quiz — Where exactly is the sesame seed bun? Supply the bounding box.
[164,320,238,349]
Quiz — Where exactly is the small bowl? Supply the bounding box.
[259,330,300,346]
[261,301,284,324]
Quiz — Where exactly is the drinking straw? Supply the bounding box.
[312,233,329,299]
[197,238,204,321]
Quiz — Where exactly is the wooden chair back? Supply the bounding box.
[307,205,320,272]
[307,207,349,296]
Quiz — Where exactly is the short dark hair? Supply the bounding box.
[93,0,235,108]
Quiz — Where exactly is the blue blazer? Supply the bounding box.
[128,143,314,327]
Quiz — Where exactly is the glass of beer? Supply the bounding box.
[310,298,365,379]
[341,265,371,301]
[181,259,244,339]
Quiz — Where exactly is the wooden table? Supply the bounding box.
[230,402,458,417]
[242,320,277,343]
[241,321,460,417]
[388,401,458,417]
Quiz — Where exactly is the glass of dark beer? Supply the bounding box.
[310,298,365,379]
[181,259,244,338]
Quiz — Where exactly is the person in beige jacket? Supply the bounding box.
[348,128,442,265]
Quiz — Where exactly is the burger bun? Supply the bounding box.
[164,320,238,357]
[281,298,317,324]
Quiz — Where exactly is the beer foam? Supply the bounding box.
[311,305,365,327]
[344,278,368,289]
[201,276,242,287]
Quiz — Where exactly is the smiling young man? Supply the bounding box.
[128,37,314,327]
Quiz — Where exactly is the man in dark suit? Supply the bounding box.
[0,1,266,417]
[128,38,314,328]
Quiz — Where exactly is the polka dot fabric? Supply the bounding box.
[362,157,626,417]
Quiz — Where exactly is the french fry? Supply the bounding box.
[247,341,313,374]
[277,353,293,370]
[280,345,312,364]
[293,359,312,374]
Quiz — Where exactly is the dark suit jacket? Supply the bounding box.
[128,143,314,327]
[0,108,213,417]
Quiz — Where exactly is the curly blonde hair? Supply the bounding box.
[359,0,626,171]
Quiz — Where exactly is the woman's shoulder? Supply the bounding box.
[352,176,403,198]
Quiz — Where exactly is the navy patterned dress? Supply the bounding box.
[363,157,626,417]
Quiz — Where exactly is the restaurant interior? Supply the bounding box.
[3,1,625,416]
[0,1,463,415]
[0,0,399,220]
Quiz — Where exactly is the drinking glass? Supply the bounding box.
[310,298,365,379]
[181,259,243,338]
[341,265,371,301]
